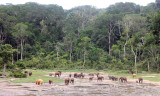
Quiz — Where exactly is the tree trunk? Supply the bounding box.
[157,54,159,70]
[134,52,137,74]
[21,39,23,60]
[12,53,13,64]
[124,33,129,58]
[108,32,111,55]
[83,47,86,70]
[57,51,59,61]
[0,28,5,43]
[0,27,2,41]
[131,45,137,74]
[148,46,159,71]
[77,27,80,37]
[124,41,127,58]
[119,50,121,59]
[148,61,150,72]
[82,21,85,30]
[17,45,18,61]
[70,51,72,62]
[69,42,72,62]
[108,22,115,56]
[118,20,121,36]
[56,47,59,61]
[55,45,59,61]
[77,50,79,61]
[2,63,6,76]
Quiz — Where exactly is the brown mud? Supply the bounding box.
[0,72,160,96]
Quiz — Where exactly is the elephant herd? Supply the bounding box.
[24,70,32,76]
[35,71,143,85]
[108,75,143,83]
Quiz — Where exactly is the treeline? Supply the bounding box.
[0,1,160,73]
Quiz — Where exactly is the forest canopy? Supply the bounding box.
[0,1,160,73]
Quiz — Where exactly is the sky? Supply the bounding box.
[0,0,155,9]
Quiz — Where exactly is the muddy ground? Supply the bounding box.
[0,72,160,96]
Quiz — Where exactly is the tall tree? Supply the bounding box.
[93,13,122,55]
[13,23,28,60]
[0,44,16,76]
[78,37,91,69]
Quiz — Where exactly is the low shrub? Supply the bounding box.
[9,70,27,78]
[116,70,129,73]
[15,61,26,69]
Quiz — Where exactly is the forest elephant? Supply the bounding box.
[129,69,133,74]
[70,78,74,84]
[65,78,71,85]
[132,73,136,78]
[138,78,143,83]
[74,73,78,78]
[49,80,53,84]
[119,77,127,83]
[55,72,61,77]
[36,79,43,85]
[49,72,55,76]
[97,76,104,81]
[89,77,94,81]
[29,72,32,76]
[58,71,62,76]
[24,70,28,74]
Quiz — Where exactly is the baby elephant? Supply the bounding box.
[70,78,74,84]
[65,78,74,85]
[24,71,28,74]
[74,73,78,78]
[89,77,94,81]
[29,72,32,76]
[69,74,72,77]
[58,71,62,76]
[138,78,143,83]
[49,80,53,84]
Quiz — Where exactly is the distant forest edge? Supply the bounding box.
[0,0,160,75]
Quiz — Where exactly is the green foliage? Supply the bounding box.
[107,59,124,70]
[9,70,27,78]
[0,57,3,69]
[0,44,14,62]
[14,61,26,69]
[23,57,54,69]
[0,44,17,75]
[0,2,160,73]
[107,2,140,14]
[111,45,120,58]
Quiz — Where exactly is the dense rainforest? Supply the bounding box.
[0,0,160,76]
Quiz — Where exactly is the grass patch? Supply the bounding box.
[0,78,10,81]
[142,76,160,82]
[0,69,99,83]
[2,69,160,83]
[12,76,63,83]
[105,70,160,82]
[11,69,63,83]
[60,69,99,73]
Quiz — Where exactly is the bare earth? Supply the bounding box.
[1,72,160,96]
